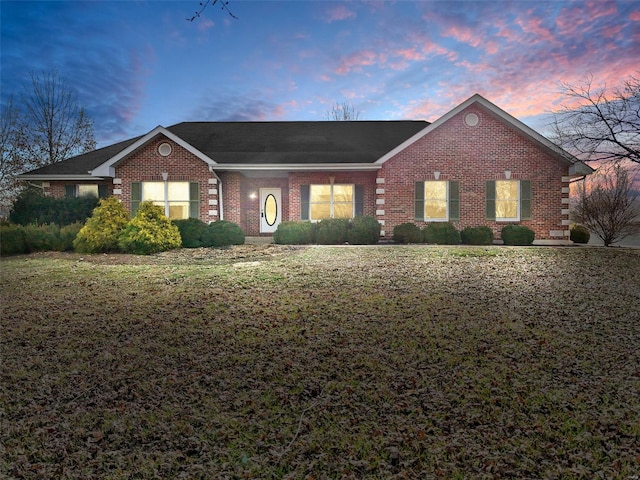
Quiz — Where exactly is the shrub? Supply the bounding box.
[347,216,381,245]
[118,201,182,255]
[173,218,211,248]
[22,223,62,252]
[208,220,245,247]
[423,222,460,245]
[501,224,535,246]
[73,197,130,253]
[316,218,350,244]
[273,221,316,245]
[570,224,590,244]
[59,222,83,251]
[9,187,99,226]
[1,224,27,255]
[392,222,423,244]
[460,226,494,245]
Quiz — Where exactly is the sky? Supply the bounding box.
[1,0,639,148]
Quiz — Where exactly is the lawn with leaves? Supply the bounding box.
[1,246,639,479]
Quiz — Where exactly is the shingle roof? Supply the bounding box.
[22,121,429,177]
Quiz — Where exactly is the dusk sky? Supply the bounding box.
[2,1,639,147]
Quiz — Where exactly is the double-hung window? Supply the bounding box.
[309,184,354,220]
[65,184,108,198]
[486,180,531,221]
[415,181,459,221]
[131,181,200,219]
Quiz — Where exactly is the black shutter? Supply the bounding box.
[131,182,141,215]
[414,181,424,221]
[520,180,531,220]
[354,185,364,216]
[449,181,460,221]
[300,185,310,220]
[98,184,108,198]
[65,185,76,198]
[485,181,496,220]
[189,182,200,219]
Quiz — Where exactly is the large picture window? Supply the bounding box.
[131,181,200,219]
[310,184,354,220]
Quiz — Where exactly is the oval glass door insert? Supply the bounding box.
[264,194,277,226]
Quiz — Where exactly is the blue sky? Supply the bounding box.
[2,1,639,147]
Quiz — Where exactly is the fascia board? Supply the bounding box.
[90,126,216,177]
[212,163,381,171]
[18,174,102,181]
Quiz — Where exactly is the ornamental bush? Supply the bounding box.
[316,218,350,244]
[118,201,182,255]
[423,222,460,245]
[273,221,316,244]
[208,220,245,247]
[347,216,381,245]
[173,218,211,248]
[9,187,99,226]
[74,197,130,253]
[392,222,423,244]
[0,224,27,255]
[501,224,535,246]
[460,226,494,245]
[570,224,590,244]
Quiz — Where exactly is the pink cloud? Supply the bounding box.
[335,50,377,75]
[515,12,558,45]
[631,11,640,22]
[325,5,356,23]
[441,24,482,48]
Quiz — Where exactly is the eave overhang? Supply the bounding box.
[211,163,381,172]
[18,174,103,181]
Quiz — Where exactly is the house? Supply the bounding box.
[19,94,593,243]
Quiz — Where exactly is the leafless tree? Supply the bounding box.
[21,70,96,168]
[573,162,639,246]
[550,75,640,165]
[0,96,26,212]
[324,102,362,121]
[187,0,237,21]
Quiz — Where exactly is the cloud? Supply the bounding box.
[335,50,377,75]
[324,5,356,23]
[190,92,288,121]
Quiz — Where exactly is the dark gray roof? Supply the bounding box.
[21,121,428,176]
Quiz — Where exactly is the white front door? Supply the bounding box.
[260,188,281,233]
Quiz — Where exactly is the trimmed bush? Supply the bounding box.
[423,222,460,245]
[118,202,182,255]
[74,197,130,253]
[208,220,245,247]
[316,218,350,244]
[173,218,211,248]
[347,216,381,245]
[392,222,423,244]
[9,187,99,226]
[460,226,494,245]
[59,222,83,251]
[501,224,535,246]
[273,221,316,245]
[22,224,62,252]
[570,224,590,244]
[1,224,27,255]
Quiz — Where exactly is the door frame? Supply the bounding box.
[259,188,282,234]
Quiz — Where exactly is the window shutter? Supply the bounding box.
[449,181,459,221]
[414,181,424,221]
[354,185,364,216]
[65,185,76,198]
[98,184,108,198]
[189,182,200,219]
[485,180,496,220]
[300,185,310,220]
[520,180,531,220]
[131,182,141,215]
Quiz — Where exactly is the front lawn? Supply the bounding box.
[1,246,639,478]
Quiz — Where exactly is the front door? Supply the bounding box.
[260,188,281,234]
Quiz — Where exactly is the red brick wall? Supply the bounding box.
[46,181,112,198]
[378,104,570,240]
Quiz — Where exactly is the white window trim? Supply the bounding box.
[142,181,191,219]
[495,180,520,222]
[309,183,355,221]
[424,180,449,222]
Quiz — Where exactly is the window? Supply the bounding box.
[486,180,531,221]
[65,184,107,198]
[309,184,354,220]
[131,181,200,219]
[414,181,459,221]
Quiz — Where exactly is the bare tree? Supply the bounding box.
[187,0,237,21]
[573,162,639,246]
[550,75,640,165]
[21,70,96,168]
[324,102,362,121]
[0,96,26,212]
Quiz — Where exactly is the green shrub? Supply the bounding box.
[423,222,460,245]
[347,216,381,245]
[207,220,245,247]
[316,218,350,244]
[173,218,211,248]
[74,197,130,253]
[59,222,83,251]
[392,222,423,244]
[9,187,99,226]
[460,226,494,245]
[570,224,590,244]
[1,224,27,255]
[118,201,182,255]
[273,221,316,245]
[501,224,535,246]
[22,223,62,252]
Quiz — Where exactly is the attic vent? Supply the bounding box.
[465,113,479,127]
[158,142,172,156]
